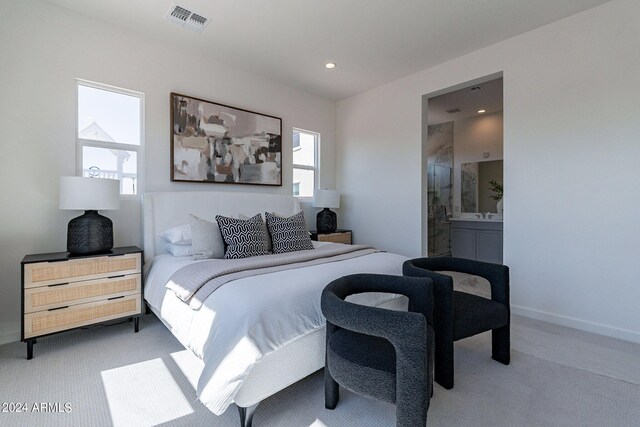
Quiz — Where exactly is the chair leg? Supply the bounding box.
[434,340,454,389]
[396,356,429,427]
[325,367,339,410]
[428,332,435,398]
[396,396,428,427]
[237,403,259,427]
[492,324,510,365]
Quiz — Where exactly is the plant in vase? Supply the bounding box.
[489,179,503,216]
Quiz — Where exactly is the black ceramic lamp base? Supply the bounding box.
[316,208,337,234]
[67,210,114,255]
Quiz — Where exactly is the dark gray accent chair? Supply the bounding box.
[321,274,435,427]
[403,257,510,390]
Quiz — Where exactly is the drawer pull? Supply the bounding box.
[48,306,69,311]
[108,296,125,301]
[48,282,69,287]
[108,275,125,279]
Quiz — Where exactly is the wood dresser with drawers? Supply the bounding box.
[21,246,143,359]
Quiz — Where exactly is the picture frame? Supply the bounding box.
[170,92,282,186]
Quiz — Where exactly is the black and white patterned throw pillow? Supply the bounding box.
[265,211,314,254]
[215,214,270,259]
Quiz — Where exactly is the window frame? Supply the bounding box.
[75,78,145,198]
[292,127,320,199]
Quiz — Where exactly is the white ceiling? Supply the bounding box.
[428,78,503,125]
[44,0,610,100]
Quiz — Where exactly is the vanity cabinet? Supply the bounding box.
[450,220,503,264]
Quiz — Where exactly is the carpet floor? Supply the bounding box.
[0,314,638,427]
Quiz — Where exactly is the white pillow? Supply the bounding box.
[165,242,193,257]
[160,224,192,245]
[189,214,225,260]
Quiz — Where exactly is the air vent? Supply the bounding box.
[165,3,210,33]
[445,108,461,114]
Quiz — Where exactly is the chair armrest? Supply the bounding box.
[403,261,454,299]
[324,274,433,325]
[322,294,428,344]
[321,274,433,343]
[403,261,455,342]
[404,257,509,306]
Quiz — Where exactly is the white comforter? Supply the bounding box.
[144,244,409,415]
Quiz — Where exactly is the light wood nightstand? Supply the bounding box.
[310,230,352,244]
[21,246,143,359]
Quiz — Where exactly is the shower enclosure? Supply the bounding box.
[426,121,454,257]
[427,163,452,257]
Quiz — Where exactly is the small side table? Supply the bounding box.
[310,229,352,244]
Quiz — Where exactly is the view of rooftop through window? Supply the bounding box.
[77,82,143,195]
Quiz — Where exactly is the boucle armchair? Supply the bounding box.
[403,257,510,390]
[321,274,434,427]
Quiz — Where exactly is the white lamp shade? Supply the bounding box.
[313,189,340,209]
[59,177,120,210]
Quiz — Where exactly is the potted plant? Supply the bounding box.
[489,179,503,216]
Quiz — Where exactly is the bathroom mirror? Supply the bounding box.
[461,160,503,213]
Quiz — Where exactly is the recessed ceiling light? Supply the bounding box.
[477,109,486,113]
[325,62,336,69]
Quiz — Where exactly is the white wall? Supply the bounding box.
[337,0,640,342]
[0,0,336,344]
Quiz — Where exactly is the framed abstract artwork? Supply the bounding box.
[170,92,282,186]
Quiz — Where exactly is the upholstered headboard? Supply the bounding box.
[143,191,301,262]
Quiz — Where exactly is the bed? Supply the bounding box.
[142,191,409,426]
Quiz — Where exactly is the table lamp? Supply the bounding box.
[59,176,120,255]
[313,189,340,233]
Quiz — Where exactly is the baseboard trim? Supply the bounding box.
[512,305,640,344]
[0,323,20,346]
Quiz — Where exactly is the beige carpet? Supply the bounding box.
[0,314,638,427]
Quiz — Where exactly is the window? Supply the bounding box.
[292,129,319,197]
[76,79,144,195]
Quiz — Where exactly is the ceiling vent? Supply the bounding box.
[165,3,210,33]
[445,108,461,114]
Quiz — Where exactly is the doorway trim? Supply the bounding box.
[421,71,503,256]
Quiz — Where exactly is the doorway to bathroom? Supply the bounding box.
[423,74,504,259]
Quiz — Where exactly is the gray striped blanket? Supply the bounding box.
[166,244,379,309]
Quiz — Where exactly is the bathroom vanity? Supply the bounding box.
[450,218,503,264]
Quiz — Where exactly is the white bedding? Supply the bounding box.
[144,244,409,415]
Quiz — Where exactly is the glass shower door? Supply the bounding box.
[427,163,452,257]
